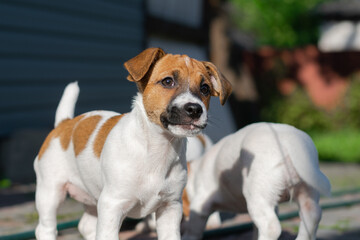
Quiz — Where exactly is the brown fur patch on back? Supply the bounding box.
[93,114,125,158]
[38,115,85,160]
[73,115,102,156]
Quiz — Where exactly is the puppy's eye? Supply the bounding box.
[161,77,176,88]
[200,83,210,96]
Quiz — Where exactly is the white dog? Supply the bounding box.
[182,122,331,240]
[33,48,232,240]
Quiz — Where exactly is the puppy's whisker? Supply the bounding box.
[207,118,221,129]
[169,136,176,144]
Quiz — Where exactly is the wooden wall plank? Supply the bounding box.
[0,0,144,136]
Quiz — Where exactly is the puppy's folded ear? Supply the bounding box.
[124,48,165,92]
[202,61,232,105]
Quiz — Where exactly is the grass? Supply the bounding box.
[25,212,39,224]
[310,129,360,163]
[25,209,83,224]
[319,219,352,233]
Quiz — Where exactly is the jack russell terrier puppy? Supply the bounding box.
[33,48,232,240]
[182,122,331,240]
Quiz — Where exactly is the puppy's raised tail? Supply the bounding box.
[54,82,80,128]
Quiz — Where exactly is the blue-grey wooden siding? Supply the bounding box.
[0,0,144,136]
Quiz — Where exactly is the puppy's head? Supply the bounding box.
[124,48,232,137]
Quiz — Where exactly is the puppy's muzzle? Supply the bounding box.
[161,104,206,130]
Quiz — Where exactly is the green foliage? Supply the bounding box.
[262,77,360,132]
[261,88,332,132]
[344,75,360,128]
[312,130,360,163]
[262,77,360,162]
[230,0,325,48]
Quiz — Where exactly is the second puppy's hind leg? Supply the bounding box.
[78,205,97,240]
[295,184,321,240]
[245,185,282,240]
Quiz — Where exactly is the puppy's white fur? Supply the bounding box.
[34,48,232,240]
[186,134,213,163]
[182,123,331,240]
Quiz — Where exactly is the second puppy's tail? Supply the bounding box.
[54,82,80,128]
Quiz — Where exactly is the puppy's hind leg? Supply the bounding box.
[295,183,321,240]
[78,205,97,240]
[35,181,67,240]
[245,192,281,240]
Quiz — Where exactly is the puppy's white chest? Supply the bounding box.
[127,158,186,218]
[142,176,171,204]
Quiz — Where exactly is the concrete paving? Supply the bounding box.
[1,163,360,239]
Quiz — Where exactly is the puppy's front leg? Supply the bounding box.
[96,188,133,240]
[156,201,183,240]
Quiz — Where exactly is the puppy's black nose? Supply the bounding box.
[184,103,203,119]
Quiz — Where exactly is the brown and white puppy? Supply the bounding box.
[33,48,231,240]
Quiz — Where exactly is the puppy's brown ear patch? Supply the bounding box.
[203,61,232,105]
[73,115,102,156]
[124,48,165,92]
[93,114,126,158]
